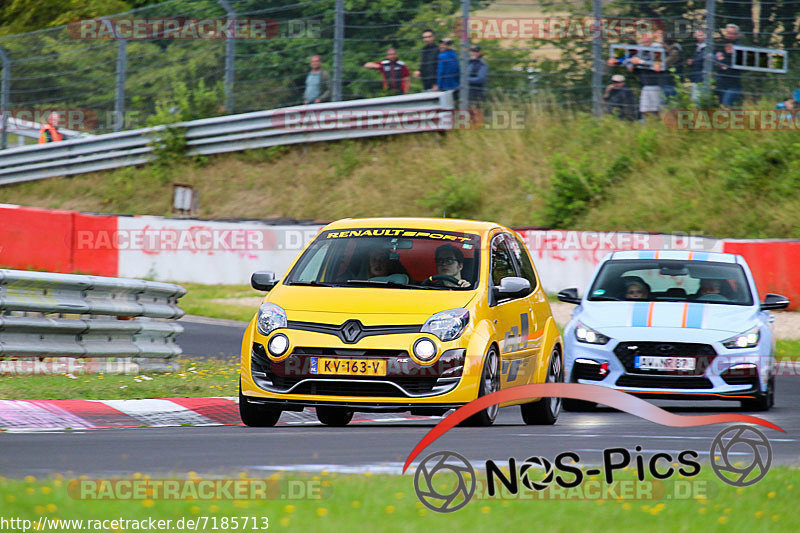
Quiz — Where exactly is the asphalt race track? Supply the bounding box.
[1,385,798,478]
[2,321,797,478]
[176,316,248,360]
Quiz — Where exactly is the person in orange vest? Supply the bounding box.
[38,112,63,144]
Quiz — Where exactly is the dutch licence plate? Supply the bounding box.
[634,356,696,371]
[309,358,387,376]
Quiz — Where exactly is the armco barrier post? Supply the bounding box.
[219,0,237,113]
[702,0,716,100]
[332,0,344,102]
[0,46,10,150]
[458,0,470,112]
[114,38,127,132]
[591,0,603,117]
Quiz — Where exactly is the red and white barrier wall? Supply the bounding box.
[0,205,322,285]
[518,230,724,296]
[115,216,321,284]
[1,205,798,309]
[722,240,800,310]
[0,204,118,276]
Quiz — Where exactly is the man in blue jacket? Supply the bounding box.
[435,38,459,91]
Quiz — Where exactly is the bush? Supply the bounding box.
[419,174,482,219]
[543,151,635,228]
[146,80,224,165]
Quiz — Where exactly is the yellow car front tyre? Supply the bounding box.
[461,345,500,427]
[239,384,282,427]
[520,346,563,425]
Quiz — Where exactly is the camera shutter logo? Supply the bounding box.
[414,451,476,513]
[520,456,554,491]
[710,425,772,487]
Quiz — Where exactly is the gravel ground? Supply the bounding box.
[211,298,800,340]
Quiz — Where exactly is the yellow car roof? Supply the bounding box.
[322,217,504,234]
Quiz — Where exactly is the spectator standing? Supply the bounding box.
[38,112,63,144]
[687,29,707,102]
[414,29,439,90]
[661,36,683,100]
[715,43,742,107]
[364,47,410,95]
[603,74,636,121]
[609,33,664,118]
[723,23,740,45]
[777,96,795,120]
[303,55,331,104]
[467,45,488,105]
[435,38,459,91]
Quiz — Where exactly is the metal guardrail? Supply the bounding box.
[0,269,185,360]
[0,92,455,186]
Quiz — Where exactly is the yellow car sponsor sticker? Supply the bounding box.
[323,228,477,243]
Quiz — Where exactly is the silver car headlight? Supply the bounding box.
[421,309,469,342]
[722,326,760,349]
[574,323,610,345]
[256,303,287,336]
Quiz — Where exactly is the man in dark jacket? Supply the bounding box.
[603,74,636,121]
[715,43,742,107]
[435,38,459,91]
[467,45,488,105]
[414,29,439,90]
[661,36,682,100]
[686,29,707,102]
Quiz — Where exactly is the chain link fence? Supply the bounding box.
[1,0,798,148]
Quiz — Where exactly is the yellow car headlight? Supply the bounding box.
[421,309,469,342]
[256,303,287,336]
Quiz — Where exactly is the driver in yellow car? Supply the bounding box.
[429,244,470,287]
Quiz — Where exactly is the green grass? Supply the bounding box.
[180,283,260,323]
[776,339,800,361]
[0,468,795,532]
[3,108,800,238]
[0,358,239,400]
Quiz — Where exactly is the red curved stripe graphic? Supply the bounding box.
[402,383,784,473]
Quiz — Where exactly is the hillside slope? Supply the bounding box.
[2,111,799,239]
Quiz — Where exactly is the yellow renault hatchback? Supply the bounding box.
[239,218,563,427]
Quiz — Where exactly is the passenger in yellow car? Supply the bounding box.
[368,247,390,277]
[425,244,470,288]
[365,245,409,283]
